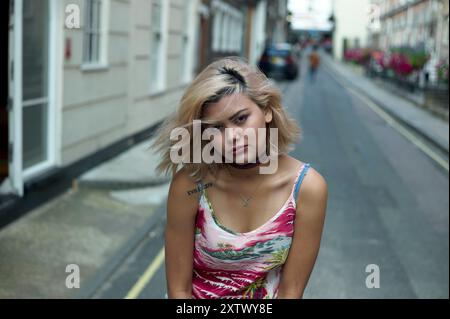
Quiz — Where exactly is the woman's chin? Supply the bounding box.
[222,153,258,164]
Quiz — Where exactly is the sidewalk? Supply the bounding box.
[321,53,449,155]
[77,141,170,189]
[0,137,170,298]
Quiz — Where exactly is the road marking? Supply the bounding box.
[325,64,449,173]
[124,246,165,299]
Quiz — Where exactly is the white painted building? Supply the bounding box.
[378,0,449,84]
[332,0,372,60]
[2,0,199,197]
[210,0,245,54]
[248,0,268,66]
[1,0,283,200]
[266,0,289,44]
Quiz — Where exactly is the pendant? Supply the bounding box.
[240,197,250,207]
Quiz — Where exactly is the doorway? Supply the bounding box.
[2,0,56,197]
[0,2,9,184]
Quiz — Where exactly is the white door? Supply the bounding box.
[8,0,23,196]
[8,0,52,196]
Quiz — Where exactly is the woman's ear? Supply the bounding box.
[264,108,273,123]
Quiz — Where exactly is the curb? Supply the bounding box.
[371,77,449,122]
[0,121,164,230]
[323,57,449,156]
[76,176,171,191]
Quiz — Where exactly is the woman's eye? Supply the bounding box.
[235,115,248,124]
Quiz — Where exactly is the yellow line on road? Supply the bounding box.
[326,66,449,173]
[124,246,165,299]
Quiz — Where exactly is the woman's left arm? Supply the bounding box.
[277,168,328,299]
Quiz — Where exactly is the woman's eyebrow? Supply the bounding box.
[203,108,248,124]
[228,108,248,121]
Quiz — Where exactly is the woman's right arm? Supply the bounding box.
[165,168,200,299]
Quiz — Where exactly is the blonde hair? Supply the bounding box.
[150,56,301,183]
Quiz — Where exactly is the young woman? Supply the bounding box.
[152,56,328,299]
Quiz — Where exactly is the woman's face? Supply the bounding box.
[201,93,273,163]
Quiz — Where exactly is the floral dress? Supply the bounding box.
[192,163,311,299]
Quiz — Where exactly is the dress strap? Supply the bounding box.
[293,163,311,203]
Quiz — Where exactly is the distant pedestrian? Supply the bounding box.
[308,45,321,82]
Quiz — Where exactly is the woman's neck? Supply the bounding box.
[227,159,261,170]
[223,154,281,180]
[225,163,263,178]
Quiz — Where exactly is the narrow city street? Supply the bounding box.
[88,53,449,299]
[1,0,448,303]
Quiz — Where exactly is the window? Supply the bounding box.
[443,17,449,46]
[232,17,238,51]
[181,0,195,83]
[83,0,108,66]
[213,11,221,51]
[150,0,166,93]
[212,2,243,53]
[228,15,234,52]
[223,14,229,52]
[220,12,226,51]
[232,17,243,53]
[224,14,231,52]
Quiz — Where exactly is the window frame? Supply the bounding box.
[149,0,168,94]
[82,0,109,71]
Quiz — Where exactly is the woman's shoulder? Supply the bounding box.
[283,155,327,203]
[171,166,198,187]
[169,166,203,206]
[166,167,201,233]
[279,155,306,178]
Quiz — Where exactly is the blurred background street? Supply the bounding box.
[0,0,448,299]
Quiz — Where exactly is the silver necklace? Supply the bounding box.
[224,165,265,208]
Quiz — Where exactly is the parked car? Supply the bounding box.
[258,43,299,80]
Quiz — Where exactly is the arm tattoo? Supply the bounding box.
[186,182,213,196]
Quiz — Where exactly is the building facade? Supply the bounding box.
[1,0,199,198]
[332,0,372,60]
[378,0,449,83]
[265,0,289,45]
[1,0,287,202]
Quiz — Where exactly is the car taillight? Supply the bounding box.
[286,55,294,64]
